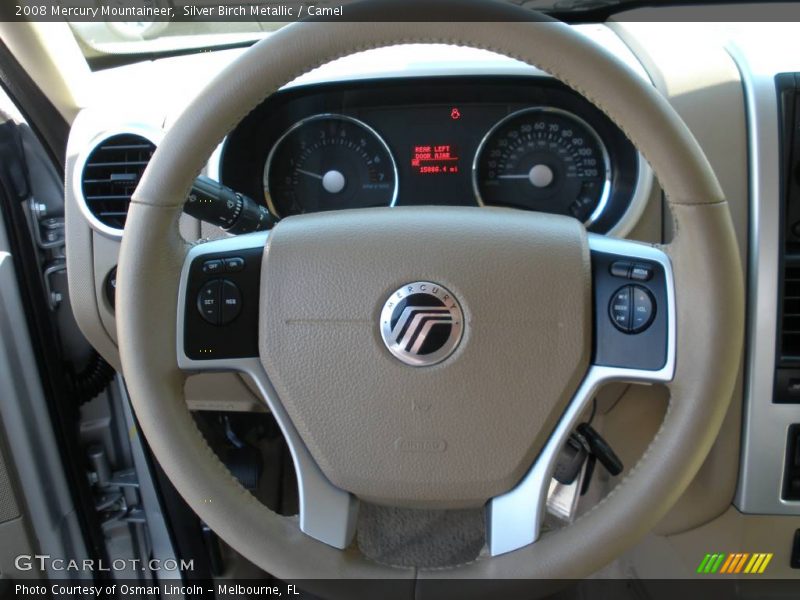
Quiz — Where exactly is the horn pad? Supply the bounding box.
[259,206,591,508]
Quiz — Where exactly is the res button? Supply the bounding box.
[220,280,242,325]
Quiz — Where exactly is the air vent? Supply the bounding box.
[80,133,156,231]
[775,74,800,403]
[782,262,800,360]
[779,73,800,366]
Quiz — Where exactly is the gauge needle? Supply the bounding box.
[497,164,554,188]
[296,168,323,180]
[296,167,346,194]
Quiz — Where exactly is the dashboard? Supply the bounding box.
[220,76,646,234]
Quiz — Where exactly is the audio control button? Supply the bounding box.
[631,286,655,333]
[609,285,656,334]
[610,261,633,278]
[609,286,632,332]
[630,264,654,282]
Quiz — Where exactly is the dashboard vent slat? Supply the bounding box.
[80,133,156,231]
[781,262,800,360]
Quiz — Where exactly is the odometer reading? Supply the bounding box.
[473,107,611,225]
[264,114,397,217]
[411,144,460,175]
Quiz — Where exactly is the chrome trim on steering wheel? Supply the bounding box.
[175,231,358,550]
[487,234,676,556]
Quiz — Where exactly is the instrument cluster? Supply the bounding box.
[221,76,643,234]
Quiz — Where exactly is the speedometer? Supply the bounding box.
[472,107,611,225]
[263,114,398,218]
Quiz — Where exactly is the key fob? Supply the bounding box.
[553,434,588,485]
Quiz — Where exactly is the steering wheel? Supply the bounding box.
[116,2,743,592]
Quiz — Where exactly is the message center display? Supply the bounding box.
[411,144,461,175]
[365,104,488,205]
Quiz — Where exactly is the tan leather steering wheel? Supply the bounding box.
[117,5,743,594]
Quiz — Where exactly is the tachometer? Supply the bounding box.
[473,107,611,225]
[263,114,397,217]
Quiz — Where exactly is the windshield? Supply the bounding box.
[66,0,641,65]
[69,19,286,61]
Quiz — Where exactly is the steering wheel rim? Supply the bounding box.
[117,7,743,591]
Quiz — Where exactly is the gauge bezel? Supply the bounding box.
[262,113,399,218]
[471,106,612,228]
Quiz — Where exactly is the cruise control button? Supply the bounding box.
[630,264,653,281]
[609,286,632,332]
[202,259,224,274]
[197,280,221,324]
[220,280,242,325]
[631,285,655,333]
[610,261,633,278]
[224,257,245,272]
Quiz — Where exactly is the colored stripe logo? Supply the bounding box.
[696,552,773,574]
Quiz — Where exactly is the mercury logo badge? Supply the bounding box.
[380,282,464,366]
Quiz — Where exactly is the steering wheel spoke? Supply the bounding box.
[176,232,358,550]
[487,234,675,556]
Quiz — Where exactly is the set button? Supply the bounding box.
[197,279,242,325]
[197,280,220,323]
[609,285,656,334]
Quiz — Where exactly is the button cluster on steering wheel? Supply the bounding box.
[184,246,263,360]
[197,279,242,325]
[609,284,655,334]
[591,250,668,370]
